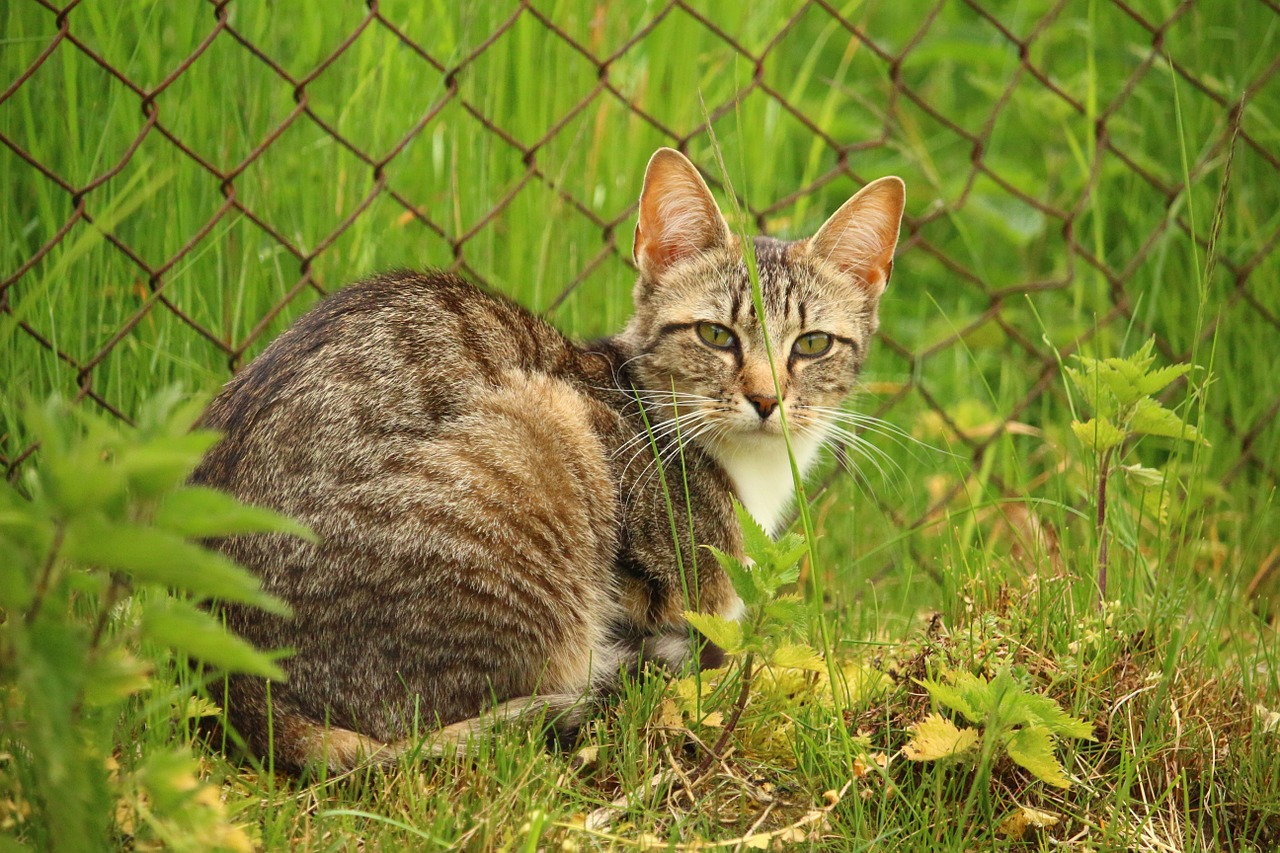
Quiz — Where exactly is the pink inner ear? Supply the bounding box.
[634,151,729,277]
[809,177,905,296]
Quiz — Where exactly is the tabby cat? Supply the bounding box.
[193,148,904,771]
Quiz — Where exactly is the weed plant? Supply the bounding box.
[2,2,1278,849]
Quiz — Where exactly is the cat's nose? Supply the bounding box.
[746,393,778,419]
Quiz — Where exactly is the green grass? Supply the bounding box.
[3,1,1279,849]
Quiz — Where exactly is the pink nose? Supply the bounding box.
[746,393,778,419]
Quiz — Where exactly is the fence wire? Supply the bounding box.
[3,1,1278,564]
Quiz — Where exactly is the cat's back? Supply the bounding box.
[194,271,593,501]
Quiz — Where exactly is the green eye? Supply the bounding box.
[793,332,832,357]
[696,322,736,349]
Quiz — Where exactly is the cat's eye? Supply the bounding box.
[793,331,833,357]
[696,322,736,349]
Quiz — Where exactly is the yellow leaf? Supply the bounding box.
[683,611,743,653]
[770,643,826,671]
[653,699,684,729]
[997,806,1060,839]
[1255,704,1280,734]
[1071,417,1126,453]
[699,711,724,729]
[902,713,979,761]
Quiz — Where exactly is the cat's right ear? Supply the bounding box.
[634,149,731,279]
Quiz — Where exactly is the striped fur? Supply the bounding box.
[193,149,903,771]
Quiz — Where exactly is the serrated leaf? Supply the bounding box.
[1119,463,1166,489]
[1071,417,1126,453]
[903,713,979,761]
[762,595,808,634]
[1135,362,1193,395]
[1129,398,1206,444]
[82,647,154,706]
[770,643,826,672]
[917,676,982,723]
[142,597,286,679]
[178,694,222,720]
[116,432,222,498]
[997,806,1060,839]
[1065,364,1115,418]
[684,611,743,654]
[1004,726,1071,788]
[732,499,773,565]
[155,486,317,542]
[62,517,289,614]
[1010,691,1095,740]
[704,545,765,607]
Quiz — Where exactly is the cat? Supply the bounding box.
[191,148,904,772]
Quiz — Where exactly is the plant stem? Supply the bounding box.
[692,652,755,780]
[1096,449,1111,601]
[25,520,66,626]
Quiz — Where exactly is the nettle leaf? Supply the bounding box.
[704,545,765,607]
[917,676,983,724]
[1004,725,1071,788]
[762,594,808,635]
[1136,362,1193,396]
[1071,417,1126,454]
[1064,364,1113,417]
[62,517,289,614]
[115,432,222,499]
[732,499,773,564]
[1013,692,1095,740]
[997,806,1060,840]
[770,538,808,589]
[684,611,743,654]
[1129,397,1206,445]
[769,642,826,672]
[142,597,286,679]
[82,647,154,706]
[1119,463,1166,489]
[903,713,980,761]
[155,486,317,542]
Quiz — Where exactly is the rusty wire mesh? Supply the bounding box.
[3,1,1278,567]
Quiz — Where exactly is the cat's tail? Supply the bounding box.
[268,693,593,773]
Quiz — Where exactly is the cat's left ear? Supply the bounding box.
[807,176,905,299]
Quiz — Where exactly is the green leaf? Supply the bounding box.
[917,676,982,723]
[770,540,809,589]
[1004,726,1071,788]
[142,597,286,679]
[903,713,980,761]
[62,517,289,614]
[1013,692,1095,740]
[684,611,743,654]
[1065,363,1117,418]
[155,486,317,542]
[82,647,154,706]
[704,545,765,607]
[762,594,808,635]
[732,499,773,566]
[1129,398,1206,445]
[769,643,826,672]
[115,432,222,498]
[1118,463,1166,489]
[1135,362,1193,396]
[1071,417,1126,453]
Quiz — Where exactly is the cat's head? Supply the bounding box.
[619,147,905,461]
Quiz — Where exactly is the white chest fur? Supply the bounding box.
[706,429,825,536]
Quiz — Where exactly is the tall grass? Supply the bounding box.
[3,1,1278,849]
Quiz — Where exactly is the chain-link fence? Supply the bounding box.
[4,1,1278,568]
